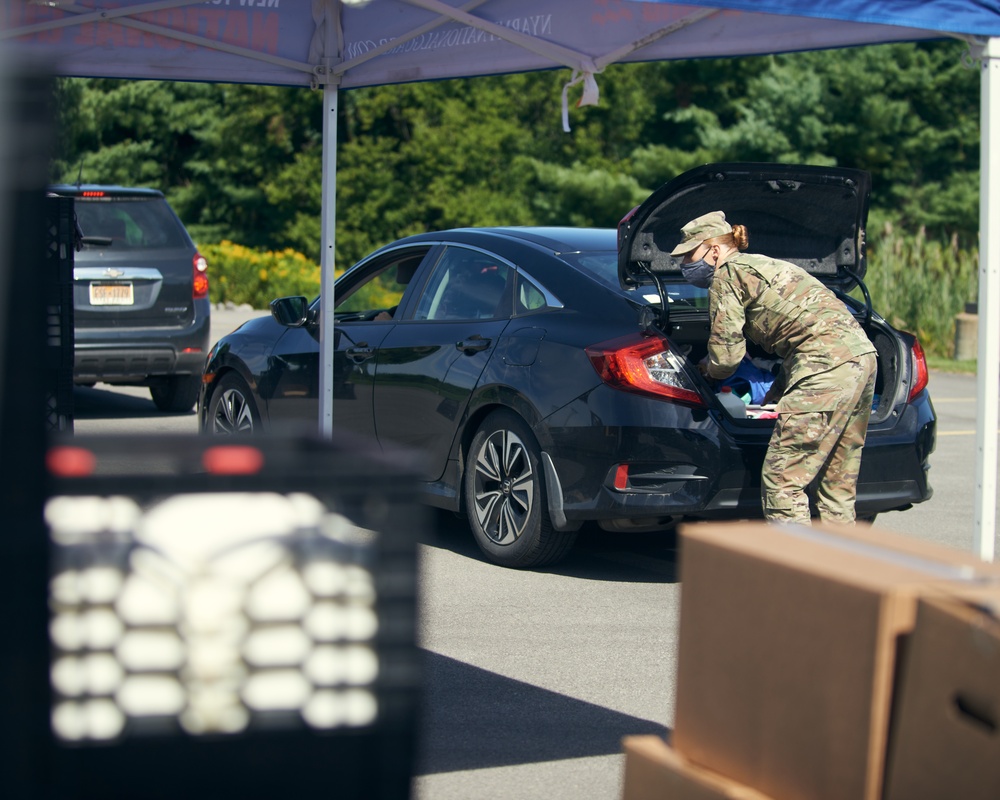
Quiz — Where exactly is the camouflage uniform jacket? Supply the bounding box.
[705,252,876,410]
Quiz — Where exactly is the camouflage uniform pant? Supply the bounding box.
[762,352,877,524]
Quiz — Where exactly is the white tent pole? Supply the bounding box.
[975,36,1000,561]
[317,0,342,440]
[319,81,338,440]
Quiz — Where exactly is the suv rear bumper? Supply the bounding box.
[73,310,210,383]
[74,347,208,382]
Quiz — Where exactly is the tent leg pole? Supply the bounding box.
[975,38,1000,561]
[318,83,339,439]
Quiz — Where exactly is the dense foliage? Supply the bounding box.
[53,39,983,356]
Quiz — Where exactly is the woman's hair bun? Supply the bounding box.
[731,224,749,251]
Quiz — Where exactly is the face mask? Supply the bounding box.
[682,258,715,289]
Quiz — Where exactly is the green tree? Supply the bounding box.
[53,79,324,251]
[53,78,210,188]
[53,39,982,259]
[654,42,980,242]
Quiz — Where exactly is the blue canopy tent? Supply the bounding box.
[3,0,999,558]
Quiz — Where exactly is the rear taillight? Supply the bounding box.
[586,333,706,407]
[613,464,630,490]
[192,252,209,299]
[908,338,929,402]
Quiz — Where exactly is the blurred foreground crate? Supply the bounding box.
[43,193,75,432]
[42,432,424,800]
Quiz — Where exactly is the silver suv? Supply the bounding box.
[49,184,210,412]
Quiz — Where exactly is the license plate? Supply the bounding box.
[90,282,134,306]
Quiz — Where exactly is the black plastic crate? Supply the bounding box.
[0,62,59,800]
[41,432,424,799]
[43,194,75,433]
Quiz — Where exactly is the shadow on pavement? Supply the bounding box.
[419,510,679,584]
[415,649,669,775]
[72,385,195,420]
[556,526,680,583]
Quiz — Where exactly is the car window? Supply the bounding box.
[335,251,428,319]
[515,275,549,314]
[74,197,189,250]
[560,251,619,290]
[561,250,709,307]
[413,247,510,321]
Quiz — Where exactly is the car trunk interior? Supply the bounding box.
[665,311,901,425]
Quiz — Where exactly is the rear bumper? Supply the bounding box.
[74,347,208,382]
[73,310,210,383]
[540,390,935,528]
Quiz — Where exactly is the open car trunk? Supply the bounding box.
[662,302,906,426]
[617,162,911,425]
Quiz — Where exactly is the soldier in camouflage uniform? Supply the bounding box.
[671,211,877,524]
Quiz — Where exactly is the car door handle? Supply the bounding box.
[346,344,376,363]
[456,334,491,354]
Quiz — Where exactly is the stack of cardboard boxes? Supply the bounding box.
[622,522,1000,800]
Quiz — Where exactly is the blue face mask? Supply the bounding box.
[682,258,715,289]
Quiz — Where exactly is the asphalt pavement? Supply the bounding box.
[66,305,997,800]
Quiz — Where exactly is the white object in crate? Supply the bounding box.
[45,492,380,742]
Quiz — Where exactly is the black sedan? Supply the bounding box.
[200,163,935,568]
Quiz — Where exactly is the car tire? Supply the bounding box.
[206,373,261,434]
[149,375,201,413]
[464,410,577,568]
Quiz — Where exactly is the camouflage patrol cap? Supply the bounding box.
[670,210,733,256]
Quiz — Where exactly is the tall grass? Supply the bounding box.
[863,224,979,359]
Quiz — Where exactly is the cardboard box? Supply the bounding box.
[621,736,774,800]
[884,593,1000,800]
[673,521,1000,800]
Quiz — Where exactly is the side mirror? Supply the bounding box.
[270,296,310,328]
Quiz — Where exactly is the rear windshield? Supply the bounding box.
[74,197,190,250]
[561,250,710,307]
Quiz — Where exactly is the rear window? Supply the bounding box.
[74,197,190,250]
[559,251,620,291]
[561,251,709,307]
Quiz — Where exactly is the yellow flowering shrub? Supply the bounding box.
[201,241,325,308]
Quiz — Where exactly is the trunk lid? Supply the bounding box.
[618,163,871,291]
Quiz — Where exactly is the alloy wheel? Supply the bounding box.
[472,428,535,545]
[213,387,256,434]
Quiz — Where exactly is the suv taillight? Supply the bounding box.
[192,253,209,299]
[586,333,706,407]
[908,338,929,402]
